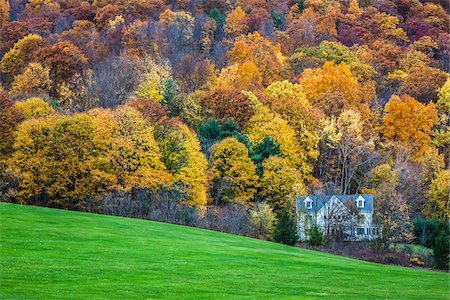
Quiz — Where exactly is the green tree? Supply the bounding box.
[273,207,298,246]
[308,225,324,246]
[297,0,305,14]
[433,232,449,271]
[249,136,282,176]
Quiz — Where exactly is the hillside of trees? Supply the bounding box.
[0,0,449,256]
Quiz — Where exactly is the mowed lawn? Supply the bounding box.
[0,203,448,299]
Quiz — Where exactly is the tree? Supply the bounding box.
[216,61,263,91]
[398,65,448,103]
[0,21,30,54]
[334,110,374,194]
[250,202,276,240]
[198,118,250,158]
[249,136,282,176]
[134,56,172,102]
[34,41,87,98]
[244,94,308,176]
[433,232,449,271]
[92,106,172,192]
[10,63,52,99]
[381,95,439,162]
[210,137,258,205]
[202,88,255,129]
[0,91,20,157]
[297,0,305,14]
[224,6,248,39]
[273,207,298,246]
[246,8,270,34]
[154,123,208,209]
[308,225,324,246]
[318,110,374,194]
[227,32,287,86]
[368,164,414,246]
[299,61,370,118]
[0,0,9,26]
[435,79,450,166]
[1,34,49,78]
[259,156,305,213]
[264,80,323,166]
[126,97,170,125]
[159,9,195,47]
[424,170,450,221]
[15,97,54,120]
[347,0,361,20]
[8,113,105,206]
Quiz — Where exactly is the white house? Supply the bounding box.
[296,194,380,241]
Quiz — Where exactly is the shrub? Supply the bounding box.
[250,202,276,240]
[409,257,425,267]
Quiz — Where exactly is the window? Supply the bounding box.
[305,201,312,209]
[357,200,364,208]
[357,228,365,235]
[372,228,379,236]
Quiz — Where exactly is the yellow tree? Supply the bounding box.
[8,113,109,206]
[435,79,450,166]
[224,6,248,39]
[106,106,172,191]
[0,0,9,26]
[9,115,57,203]
[15,97,54,120]
[264,80,323,163]
[1,34,49,78]
[381,95,439,162]
[259,156,305,212]
[216,61,263,91]
[347,0,361,20]
[154,122,208,209]
[210,137,258,205]
[227,32,288,86]
[243,92,311,178]
[10,63,52,99]
[134,56,172,102]
[424,170,450,221]
[299,61,370,118]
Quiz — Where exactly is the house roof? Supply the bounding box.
[296,194,374,214]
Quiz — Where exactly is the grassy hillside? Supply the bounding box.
[0,203,448,299]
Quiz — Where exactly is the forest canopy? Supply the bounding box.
[0,0,449,237]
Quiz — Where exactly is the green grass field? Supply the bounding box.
[0,203,448,299]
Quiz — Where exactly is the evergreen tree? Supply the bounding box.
[433,231,449,271]
[249,136,282,176]
[273,207,298,246]
[161,79,178,113]
[308,225,324,247]
[298,0,305,14]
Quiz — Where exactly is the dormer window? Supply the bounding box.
[305,200,312,209]
[357,199,365,208]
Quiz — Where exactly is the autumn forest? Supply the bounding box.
[0,0,449,268]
